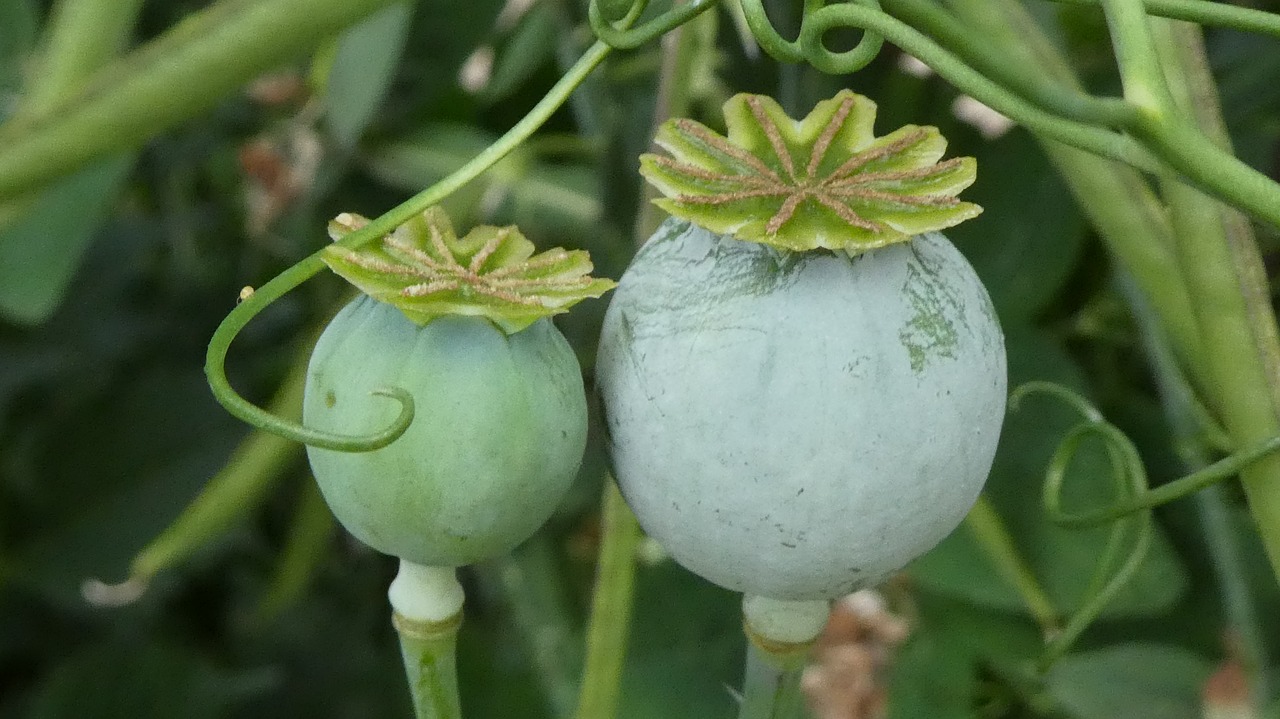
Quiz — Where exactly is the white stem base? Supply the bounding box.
[742,595,831,646]
[388,560,464,623]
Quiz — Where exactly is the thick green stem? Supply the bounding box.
[17,0,145,118]
[1141,18,1280,581]
[389,562,465,719]
[938,0,1205,380]
[1122,273,1271,708]
[0,0,400,200]
[573,480,641,719]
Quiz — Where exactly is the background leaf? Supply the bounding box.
[320,1,415,151]
[0,154,135,324]
[1045,644,1212,719]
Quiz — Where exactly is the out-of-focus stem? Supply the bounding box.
[1122,271,1271,709]
[573,479,641,719]
[17,0,145,118]
[964,497,1059,637]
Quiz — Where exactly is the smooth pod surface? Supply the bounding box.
[598,219,1007,600]
[304,295,588,566]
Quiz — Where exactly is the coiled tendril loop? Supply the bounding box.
[1010,381,1280,668]
[588,0,719,50]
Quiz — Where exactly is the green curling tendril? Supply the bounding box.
[588,0,719,50]
[1010,381,1280,668]
[206,39,617,452]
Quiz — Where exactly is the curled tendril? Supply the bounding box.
[588,0,719,50]
[204,252,416,453]
[1013,381,1280,527]
[205,39,617,452]
[1011,381,1154,669]
[796,0,886,75]
[1011,380,1280,668]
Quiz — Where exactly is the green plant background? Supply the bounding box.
[2,1,1279,717]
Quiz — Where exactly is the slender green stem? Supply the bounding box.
[738,642,806,719]
[943,0,1205,382]
[1013,384,1156,670]
[1137,118,1280,232]
[1041,427,1280,527]
[0,0,401,200]
[1041,511,1150,669]
[588,0,719,50]
[573,479,641,719]
[739,0,807,62]
[795,4,1163,173]
[205,40,614,450]
[964,496,1059,637]
[389,562,466,719]
[128,354,306,582]
[884,0,1135,127]
[254,480,336,623]
[1048,0,1280,39]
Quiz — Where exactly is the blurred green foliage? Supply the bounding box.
[2,1,1280,718]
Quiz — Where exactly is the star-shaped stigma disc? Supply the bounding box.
[640,90,982,253]
[323,206,615,333]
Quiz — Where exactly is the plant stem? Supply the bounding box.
[573,479,640,719]
[936,0,1206,382]
[1121,273,1271,708]
[964,497,1059,637]
[0,0,144,234]
[942,0,1280,580]
[389,561,466,719]
[739,596,829,719]
[1047,0,1280,39]
[488,535,581,717]
[1142,18,1280,581]
[573,16,701,716]
[0,0,401,200]
[16,0,145,119]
